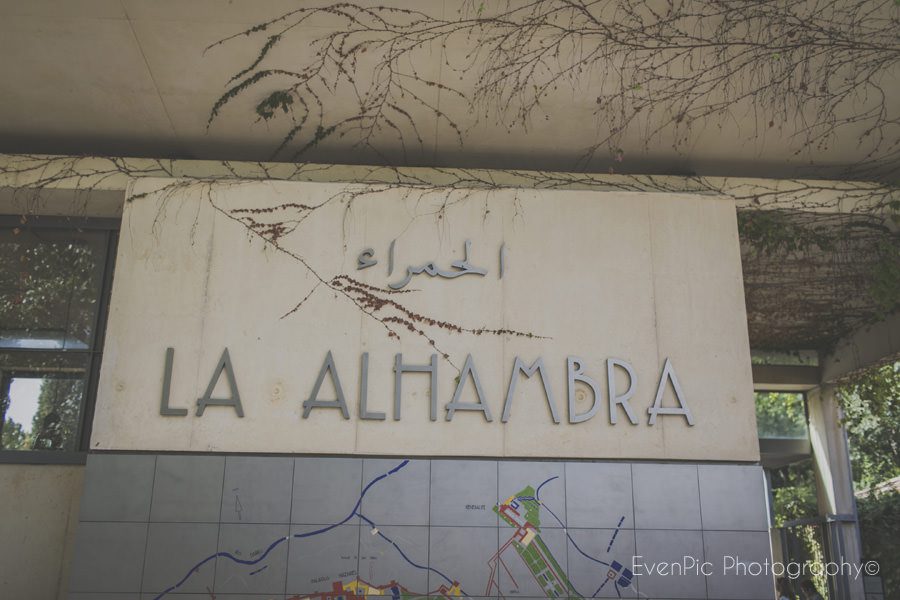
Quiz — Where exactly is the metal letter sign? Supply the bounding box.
[196,348,244,417]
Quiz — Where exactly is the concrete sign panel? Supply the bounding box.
[93,178,758,460]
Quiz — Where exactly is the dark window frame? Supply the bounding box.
[0,215,118,465]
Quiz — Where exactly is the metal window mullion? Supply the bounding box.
[77,229,118,451]
[91,229,118,351]
[0,216,120,230]
[0,347,93,355]
[0,372,12,450]
[75,352,97,452]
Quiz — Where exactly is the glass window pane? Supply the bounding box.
[755,392,808,439]
[0,352,89,452]
[0,228,107,350]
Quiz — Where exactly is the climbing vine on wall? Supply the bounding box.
[200,0,900,349]
[0,154,897,352]
[737,206,900,340]
[205,0,900,178]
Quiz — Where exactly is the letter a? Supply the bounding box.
[196,348,244,417]
[648,358,695,425]
[445,355,493,422]
[303,351,350,419]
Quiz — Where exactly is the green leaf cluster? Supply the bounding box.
[838,362,900,490]
[838,363,899,599]
[0,236,99,344]
[771,461,819,526]
[756,392,807,439]
[770,462,829,596]
[869,239,900,315]
[738,211,835,255]
[255,90,294,121]
[857,490,900,600]
[1,378,83,451]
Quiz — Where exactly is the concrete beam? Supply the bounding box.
[0,153,895,214]
[806,385,865,600]
[821,311,900,383]
[752,364,820,391]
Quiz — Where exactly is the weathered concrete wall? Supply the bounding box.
[0,464,84,600]
[92,178,758,460]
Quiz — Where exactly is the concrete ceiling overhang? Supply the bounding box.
[0,0,897,354]
[0,0,898,179]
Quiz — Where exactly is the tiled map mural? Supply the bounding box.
[69,455,773,599]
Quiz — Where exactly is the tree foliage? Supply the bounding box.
[0,231,100,347]
[857,489,900,600]
[28,378,82,451]
[836,362,900,600]
[0,376,83,452]
[0,229,98,451]
[771,461,820,526]
[0,415,25,448]
[755,392,808,438]
[770,461,830,597]
[838,361,900,489]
